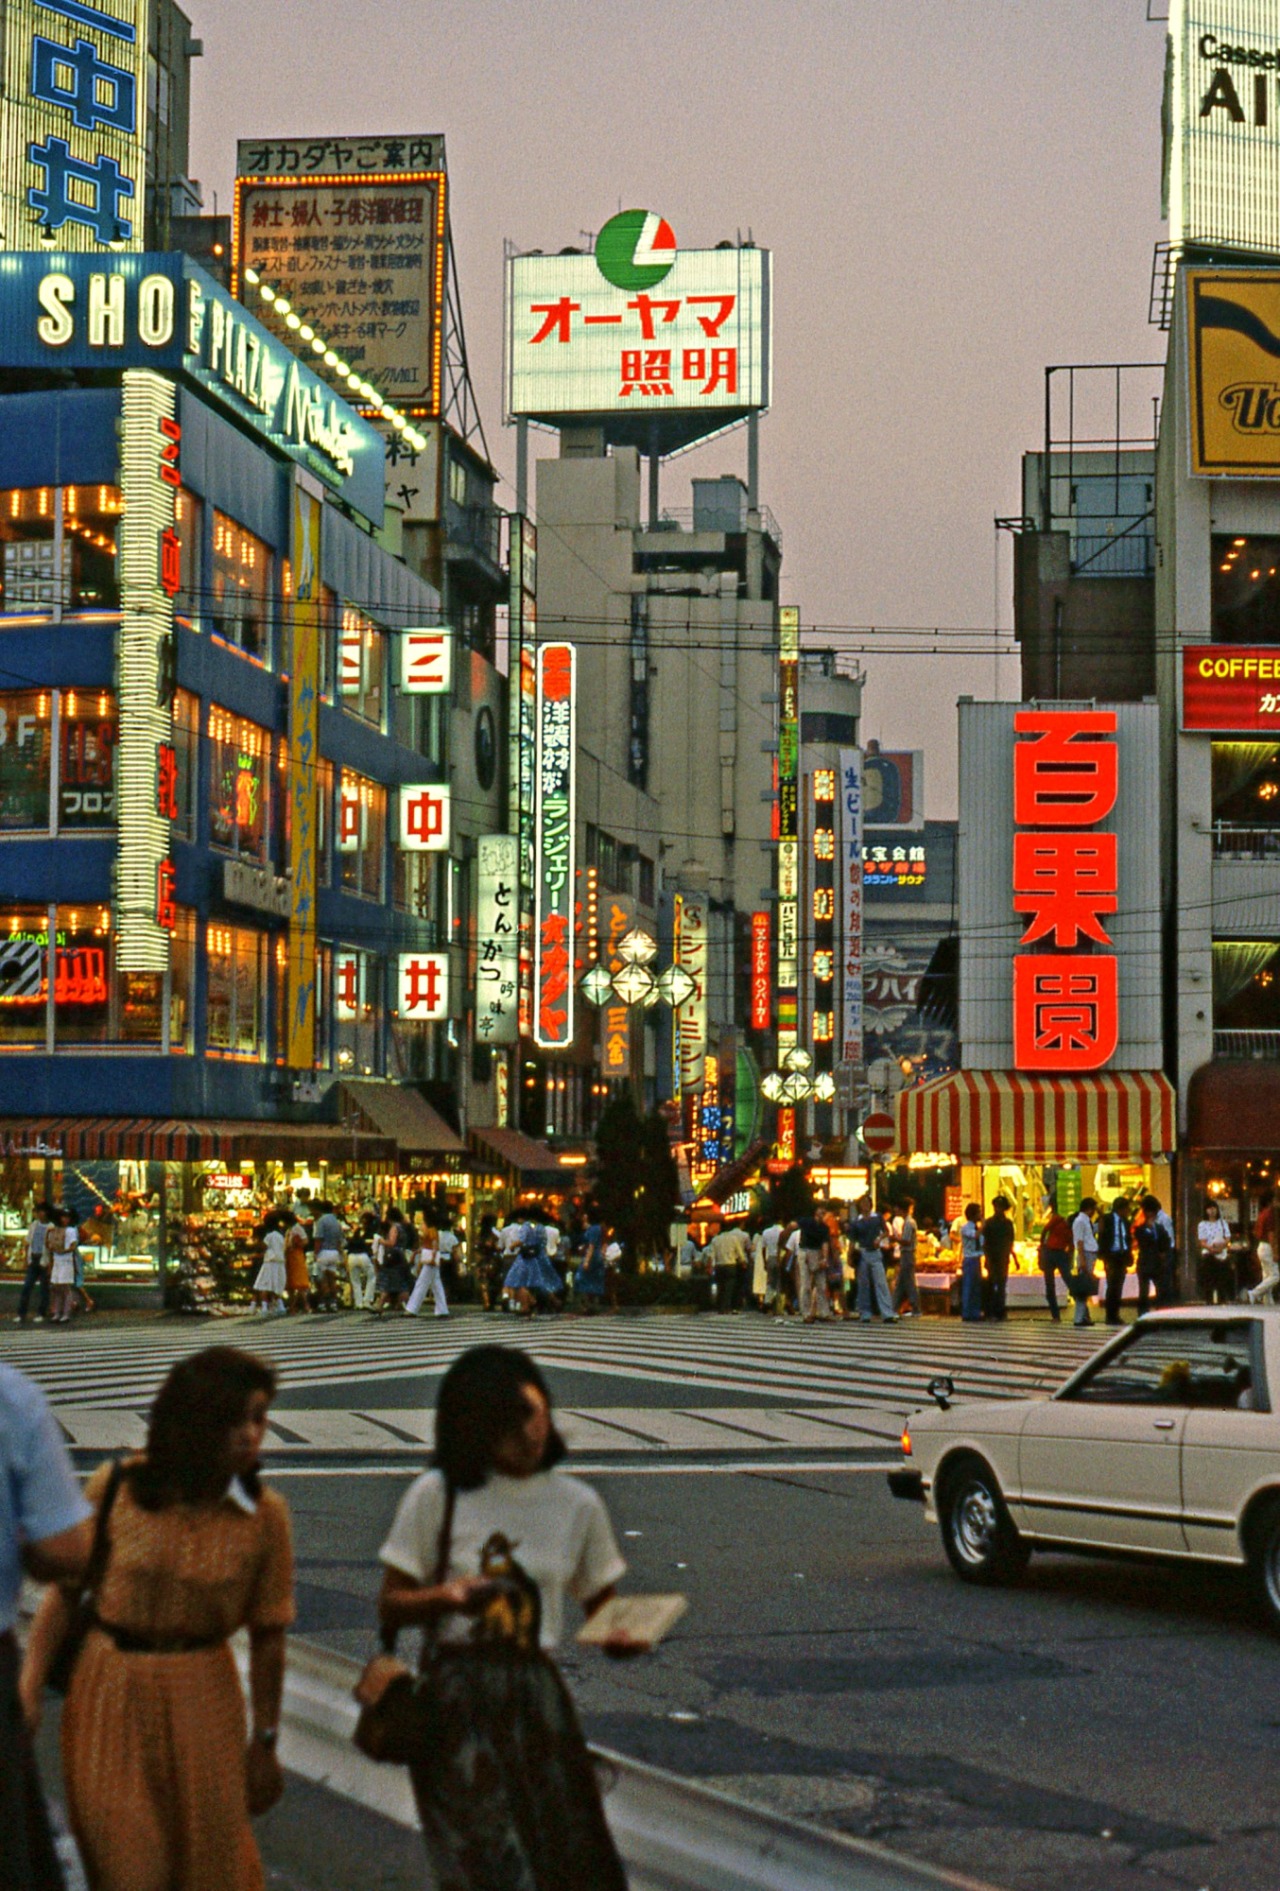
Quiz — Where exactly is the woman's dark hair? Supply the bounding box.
[432,1346,565,1492]
[132,1347,277,1510]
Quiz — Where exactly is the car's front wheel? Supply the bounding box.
[1246,1498,1280,1632]
[937,1456,1030,1585]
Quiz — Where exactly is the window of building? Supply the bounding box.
[0,909,53,1045]
[393,849,434,922]
[206,922,267,1055]
[211,511,271,660]
[0,486,123,616]
[336,770,385,900]
[338,606,386,728]
[53,905,116,1048]
[333,947,380,1074]
[173,489,202,622]
[318,586,337,702]
[1213,535,1280,644]
[169,907,195,1053]
[58,691,117,830]
[171,690,200,841]
[638,853,656,908]
[448,457,468,508]
[316,758,333,888]
[0,694,53,832]
[209,708,271,861]
[0,905,185,1049]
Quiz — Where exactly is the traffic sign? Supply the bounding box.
[860,1112,897,1157]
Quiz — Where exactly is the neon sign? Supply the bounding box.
[533,642,576,1049]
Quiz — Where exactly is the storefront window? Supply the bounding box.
[1213,535,1280,644]
[211,511,271,661]
[209,707,271,861]
[206,922,267,1055]
[58,691,117,830]
[0,486,123,616]
[336,770,385,900]
[338,606,386,728]
[0,694,53,831]
[53,905,115,1047]
[0,909,51,1045]
[172,690,200,841]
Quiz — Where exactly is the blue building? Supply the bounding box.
[0,251,500,1303]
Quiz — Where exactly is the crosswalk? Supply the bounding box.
[2,1310,1108,1460]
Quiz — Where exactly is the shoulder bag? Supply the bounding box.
[47,1459,125,1695]
[353,1482,455,1763]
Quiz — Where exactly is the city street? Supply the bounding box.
[16,1310,1280,1891]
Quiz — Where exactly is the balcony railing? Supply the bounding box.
[1214,1029,1280,1060]
[1213,824,1280,859]
[654,505,783,551]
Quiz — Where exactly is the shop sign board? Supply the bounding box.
[863,750,924,830]
[1186,269,1280,476]
[863,841,927,888]
[399,783,450,852]
[397,951,449,1021]
[775,1106,796,1164]
[400,628,452,694]
[1182,643,1280,727]
[675,892,709,1095]
[334,951,364,1023]
[776,607,800,1046]
[286,479,322,1066]
[750,912,771,1030]
[1166,2,1280,258]
[1,0,150,256]
[1056,1169,1083,1217]
[223,859,290,918]
[505,214,769,425]
[115,369,176,973]
[807,766,838,1065]
[958,701,1162,1072]
[0,252,384,519]
[533,642,576,1050]
[838,748,864,1066]
[233,135,448,413]
[601,894,634,1080]
[475,833,518,1045]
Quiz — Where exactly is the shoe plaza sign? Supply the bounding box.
[0,252,385,520]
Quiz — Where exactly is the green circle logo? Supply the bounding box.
[595,210,677,290]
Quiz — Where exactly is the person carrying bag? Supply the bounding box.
[356,1346,640,1890]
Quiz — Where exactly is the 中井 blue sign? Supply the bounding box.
[0,252,386,522]
[2,0,148,252]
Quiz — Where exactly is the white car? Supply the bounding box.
[890,1307,1280,1626]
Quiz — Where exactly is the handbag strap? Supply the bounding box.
[76,1459,125,1600]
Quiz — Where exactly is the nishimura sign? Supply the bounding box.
[534,643,576,1050]
[1166,1,1280,256]
[504,210,770,451]
[957,702,1162,1073]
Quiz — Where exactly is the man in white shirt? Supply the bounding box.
[1071,1198,1100,1327]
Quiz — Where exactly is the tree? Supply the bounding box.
[591,1094,680,1264]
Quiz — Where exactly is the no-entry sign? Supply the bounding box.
[860,1112,897,1156]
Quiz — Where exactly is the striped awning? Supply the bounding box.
[895,1071,1176,1162]
[0,1118,395,1164]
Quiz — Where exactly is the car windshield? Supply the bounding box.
[1063,1321,1261,1409]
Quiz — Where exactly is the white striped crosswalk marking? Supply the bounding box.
[3,1312,1107,1457]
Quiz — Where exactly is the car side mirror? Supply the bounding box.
[928,1374,955,1412]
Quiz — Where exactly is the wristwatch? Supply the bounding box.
[254,1727,279,1751]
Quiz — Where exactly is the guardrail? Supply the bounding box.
[266,1637,1001,1891]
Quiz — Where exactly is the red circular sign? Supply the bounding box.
[860,1112,897,1156]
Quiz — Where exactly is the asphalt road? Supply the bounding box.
[281,1445,1280,1891]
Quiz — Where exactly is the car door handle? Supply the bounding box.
[1152,1419,1176,1430]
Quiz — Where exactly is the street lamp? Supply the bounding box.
[760,1045,836,1104]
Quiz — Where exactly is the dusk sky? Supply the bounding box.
[191,1,1171,814]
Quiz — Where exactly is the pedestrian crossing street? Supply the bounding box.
[2,1310,1109,1461]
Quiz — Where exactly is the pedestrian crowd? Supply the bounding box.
[6,1339,648,1890]
[677,1195,933,1323]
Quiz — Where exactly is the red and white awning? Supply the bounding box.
[895,1070,1176,1162]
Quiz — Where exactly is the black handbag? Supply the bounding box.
[353,1483,455,1764]
[48,1459,125,1696]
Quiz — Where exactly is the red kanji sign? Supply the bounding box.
[398,952,448,1021]
[750,912,771,1031]
[1013,957,1118,1070]
[1011,709,1121,1073]
[156,743,178,822]
[156,859,176,932]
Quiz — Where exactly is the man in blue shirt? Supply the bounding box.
[847,1196,898,1324]
[2,1362,92,1888]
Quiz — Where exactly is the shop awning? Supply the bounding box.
[694,1139,772,1210]
[337,1081,465,1158]
[1188,1061,1280,1153]
[0,1117,396,1165]
[895,1071,1176,1161]
[468,1127,567,1186]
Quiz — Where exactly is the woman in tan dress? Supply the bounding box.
[21,1347,295,1891]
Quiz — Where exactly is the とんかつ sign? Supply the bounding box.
[1011,710,1119,1073]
